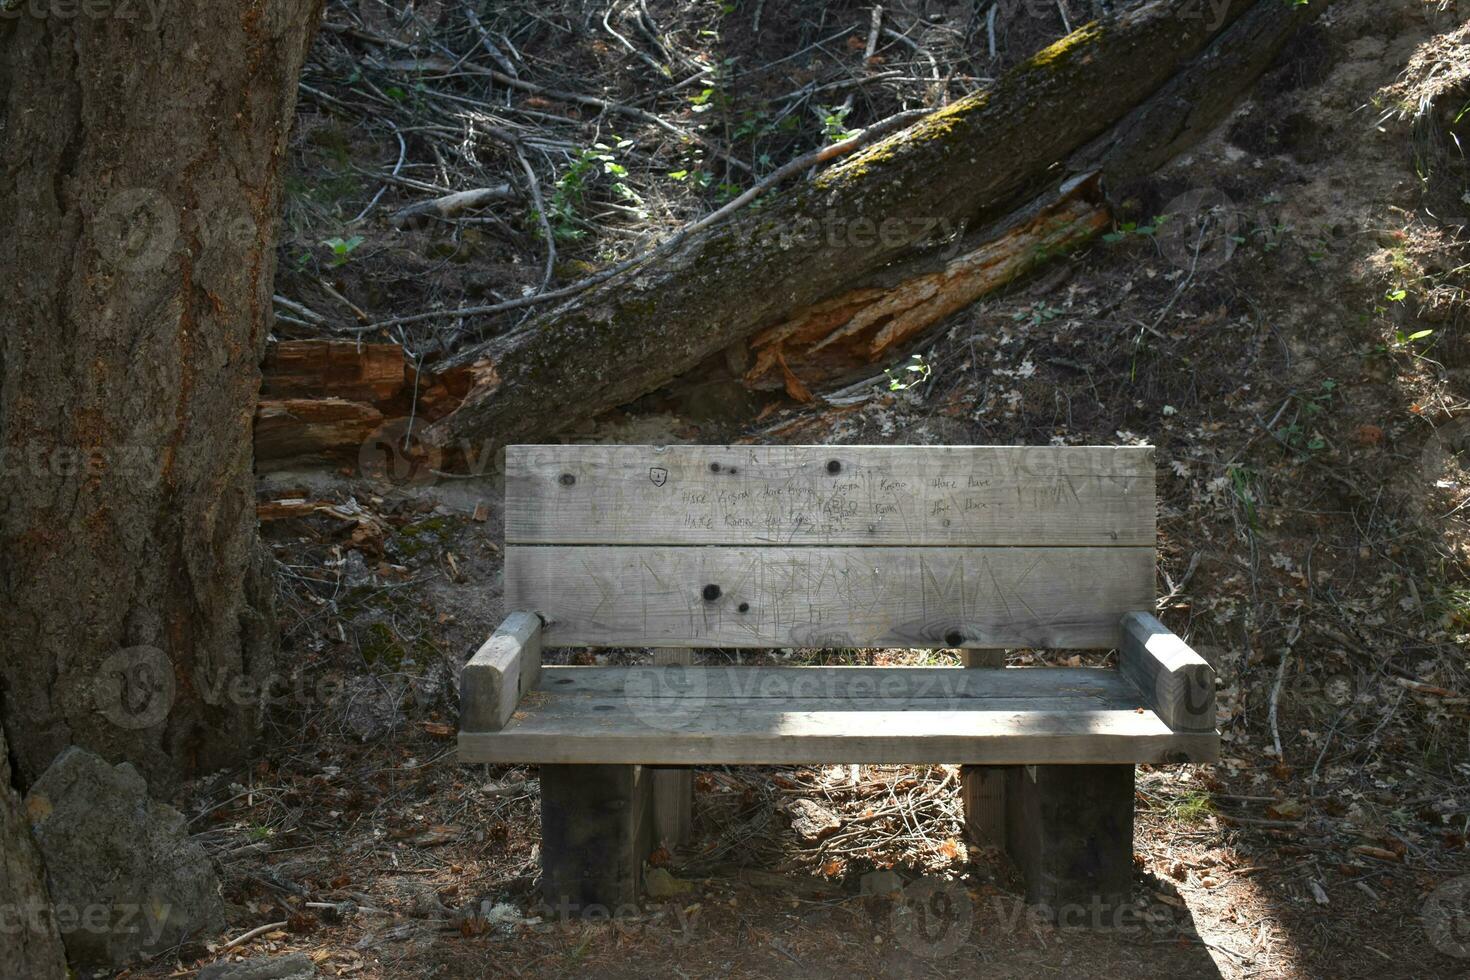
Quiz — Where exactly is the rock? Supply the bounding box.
[339,675,405,741]
[644,867,694,899]
[24,747,225,969]
[860,870,904,898]
[784,798,841,843]
[0,727,67,977]
[342,549,373,587]
[197,952,318,979]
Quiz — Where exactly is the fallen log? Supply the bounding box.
[423,0,1316,451]
[745,174,1110,396]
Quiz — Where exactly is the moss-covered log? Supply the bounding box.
[429,0,1283,450]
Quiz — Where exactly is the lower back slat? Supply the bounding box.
[505,545,1152,649]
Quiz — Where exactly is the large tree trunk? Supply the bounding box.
[431,0,1316,451]
[0,2,321,789]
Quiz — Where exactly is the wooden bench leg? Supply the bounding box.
[650,649,694,848]
[1004,764,1135,921]
[960,650,1009,847]
[539,763,653,916]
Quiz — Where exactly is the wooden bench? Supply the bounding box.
[459,445,1218,916]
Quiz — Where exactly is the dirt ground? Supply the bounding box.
[121,1,1470,977]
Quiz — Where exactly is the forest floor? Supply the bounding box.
[131,1,1470,977]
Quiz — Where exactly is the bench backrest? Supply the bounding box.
[504,445,1155,650]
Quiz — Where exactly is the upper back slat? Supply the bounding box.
[505,445,1155,548]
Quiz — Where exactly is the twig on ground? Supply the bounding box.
[352,121,406,224]
[362,107,929,333]
[462,3,518,78]
[221,921,289,951]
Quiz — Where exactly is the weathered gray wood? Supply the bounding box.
[960,650,1008,669]
[506,445,1155,547]
[504,664,1133,699]
[460,611,542,732]
[960,648,1010,848]
[1005,764,1135,918]
[538,763,653,915]
[458,666,1216,765]
[1119,612,1215,733]
[506,545,1153,649]
[650,649,694,848]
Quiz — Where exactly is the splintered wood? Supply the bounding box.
[253,340,470,468]
[743,178,1110,394]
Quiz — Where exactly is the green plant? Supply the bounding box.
[548,139,645,240]
[1102,216,1165,243]
[1010,302,1064,327]
[886,353,932,391]
[1391,327,1435,349]
[1227,464,1261,531]
[1274,379,1337,456]
[819,104,855,143]
[321,235,364,267]
[1164,790,1215,825]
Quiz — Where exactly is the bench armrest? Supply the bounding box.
[1119,612,1215,733]
[461,611,543,732]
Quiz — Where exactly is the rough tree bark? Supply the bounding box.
[0,1,322,789]
[430,0,1321,451]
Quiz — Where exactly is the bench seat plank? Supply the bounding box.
[506,445,1155,547]
[506,545,1153,649]
[457,666,1217,765]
